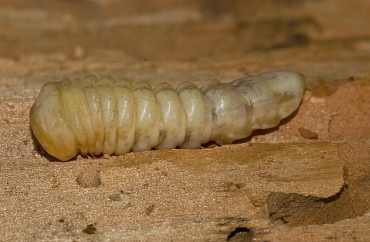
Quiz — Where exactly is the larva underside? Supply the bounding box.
[30,70,305,161]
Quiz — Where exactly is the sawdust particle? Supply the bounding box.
[145,204,155,216]
[82,224,96,234]
[76,170,101,188]
[225,182,244,192]
[298,127,318,139]
[108,193,122,201]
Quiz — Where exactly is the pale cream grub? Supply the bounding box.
[29,70,305,161]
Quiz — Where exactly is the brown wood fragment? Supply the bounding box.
[298,127,319,139]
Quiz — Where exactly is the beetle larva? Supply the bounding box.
[30,70,305,161]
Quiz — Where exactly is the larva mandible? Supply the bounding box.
[30,70,305,161]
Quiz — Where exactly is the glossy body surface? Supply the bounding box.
[30,70,305,161]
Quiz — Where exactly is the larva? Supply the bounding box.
[30,70,305,161]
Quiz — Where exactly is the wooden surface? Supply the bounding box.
[0,0,369,241]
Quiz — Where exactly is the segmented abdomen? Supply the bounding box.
[29,70,305,161]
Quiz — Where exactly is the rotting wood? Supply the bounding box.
[0,142,347,241]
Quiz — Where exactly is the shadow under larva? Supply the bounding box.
[29,70,306,161]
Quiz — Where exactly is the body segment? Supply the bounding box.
[30,70,305,161]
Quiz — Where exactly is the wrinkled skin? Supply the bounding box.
[30,70,305,161]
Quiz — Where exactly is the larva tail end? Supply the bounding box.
[263,70,306,100]
[30,82,77,161]
[272,70,306,119]
[243,70,306,130]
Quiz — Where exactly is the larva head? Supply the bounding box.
[30,82,77,161]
